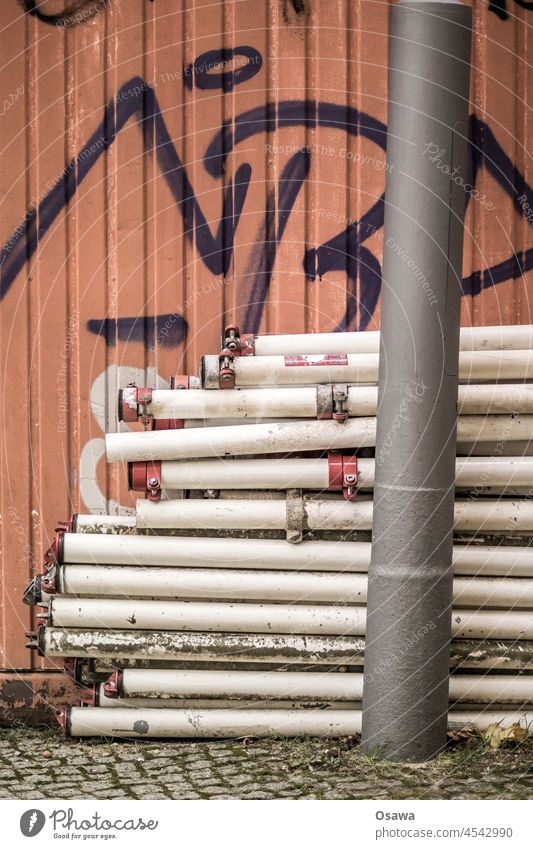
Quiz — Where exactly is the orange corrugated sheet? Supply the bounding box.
[0,0,531,669]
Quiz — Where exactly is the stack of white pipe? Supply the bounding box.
[34,325,533,738]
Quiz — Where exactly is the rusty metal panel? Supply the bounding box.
[0,0,531,671]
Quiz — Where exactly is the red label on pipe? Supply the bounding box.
[284,354,348,366]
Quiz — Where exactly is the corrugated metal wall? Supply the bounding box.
[0,0,531,672]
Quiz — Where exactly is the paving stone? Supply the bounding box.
[0,729,532,800]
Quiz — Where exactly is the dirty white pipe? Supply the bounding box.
[118,668,362,700]
[251,325,533,356]
[48,597,367,635]
[448,675,533,704]
[60,533,372,571]
[73,514,136,533]
[447,711,533,731]
[56,564,533,609]
[39,627,367,665]
[64,706,533,738]
[96,692,359,710]
[146,384,533,420]
[106,414,533,463]
[116,667,533,704]
[65,706,362,737]
[147,455,533,492]
[135,496,533,533]
[58,565,368,603]
[59,533,533,578]
[106,417,376,462]
[46,597,533,639]
[202,350,533,388]
[37,628,533,669]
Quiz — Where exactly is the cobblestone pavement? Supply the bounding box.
[0,729,532,800]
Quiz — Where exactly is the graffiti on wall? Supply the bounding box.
[19,0,533,27]
[19,0,109,27]
[1,72,532,337]
[1,13,533,514]
[489,0,533,20]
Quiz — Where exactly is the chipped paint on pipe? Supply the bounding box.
[73,514,136,534]
[59,533,533,578]
[105,415,533,462]
[41,628,367,665]
[39,628,533,670]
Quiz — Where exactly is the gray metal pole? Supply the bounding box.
[361,0,472,761]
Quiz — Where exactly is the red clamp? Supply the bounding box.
[151,418,183,430]
[223,324,255,357]
[219,347,235,388]
[128,460,162,501]
[119,385,153,427]
[40,566,58,595]
[332,384,348,423]
[44,521,71,566]
[328,452,358,500]
[55,707,68,730]
[103,670,121,700]
[170,374,191,390]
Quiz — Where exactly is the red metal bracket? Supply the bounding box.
[170,374,190,390]
[223,324,241,353]
[40,566,58,595]
[218,347,236,388]
[328,452,358,500]
[119,385,153,426]
[332,384,349,423]
[103,670,121,699]
[55,707,68,730]
[222,324,255,356]
[151,418,183,430]
[128,460,162,501]
[44,521,70,566]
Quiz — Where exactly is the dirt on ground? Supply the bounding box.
[0,727,532,799]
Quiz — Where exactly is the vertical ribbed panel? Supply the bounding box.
[0,0,531,669]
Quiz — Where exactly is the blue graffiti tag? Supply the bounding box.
[0,76,532,341]
[184,47,263,92]
[489,0,533,21]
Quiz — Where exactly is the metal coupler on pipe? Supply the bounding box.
[134,383,533,421]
